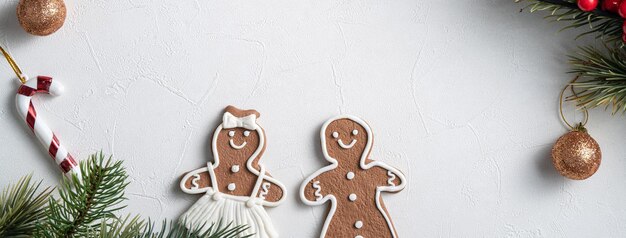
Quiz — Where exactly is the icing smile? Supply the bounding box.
[338,139,356,149]
[227,130,251,150]
[229,139,247,150]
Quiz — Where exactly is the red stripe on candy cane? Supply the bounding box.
[17,85,35,96]
[26,101,36,130]
[49,134,60,159]
[62,155,79,173]
[18,76,52,96]
[59,155,78,173]
[15,76,81,180]
[37,76,52,91]
[59,159,72,173]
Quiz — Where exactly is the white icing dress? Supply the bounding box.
[180,163,278,238]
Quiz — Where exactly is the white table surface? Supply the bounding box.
[1,0,626,237]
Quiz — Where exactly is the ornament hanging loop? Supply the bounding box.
[0,45,26,84]
[559,75,588,132]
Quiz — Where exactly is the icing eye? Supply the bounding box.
[332,132,339,138]
[243,131,251,137]
[352,130,358,136]
[228,131,235,137]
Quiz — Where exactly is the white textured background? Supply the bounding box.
[1,0,626,237]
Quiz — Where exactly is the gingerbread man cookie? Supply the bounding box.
[179,106,286,238]
[300,115,406,238]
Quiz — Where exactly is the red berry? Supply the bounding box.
[578,0,598,11]
[623,21,626,32]
[602,0,622,12]
[622,33,626,42]
[620,1,626,17]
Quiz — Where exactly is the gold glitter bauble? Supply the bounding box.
[551,130,601,180]
[17,0,66,36]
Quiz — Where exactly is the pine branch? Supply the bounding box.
[516,0,623,42]
[534,0,619,18]
[569,46,626,113]
[0,175,52,237]
[94,215,146,238]
[2,152,252,238]
[35,152,130,237]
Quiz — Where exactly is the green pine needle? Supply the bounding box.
[569,46,626,114]
[1,152,251,238]
[0,175,52,237]
[93,215,145,238]
[35,152,130,237]
[516,0,623,43]
[516,0,626,114]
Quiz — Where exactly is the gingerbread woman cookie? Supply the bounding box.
[179,106,286,238]
[300,115,406,238]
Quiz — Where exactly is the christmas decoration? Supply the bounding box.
[552,78,602,180]
[1,46,80,179]
[552,131,601,179]
[300,115,406,238]
[0,175,50,237]
[602,0,621,12]
[16,0,66,36]
[0,153,250,237]
[179,106,286,238]
[16,76,80,178]
[619,1,626,17]
[577,0,598,11]
[516,1,626,114]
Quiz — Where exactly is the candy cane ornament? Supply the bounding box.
[15,75,81,179]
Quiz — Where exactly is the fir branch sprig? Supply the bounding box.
[1,153,251,237]
[95,215,145,238]
[0,175,51,237]
[569,46,626,113]
[516,0,623,42]
[35,152,130,237]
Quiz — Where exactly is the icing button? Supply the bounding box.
[246,199,256,208]
[231,165,240,173]
[349,193,357,202]
[212,192,222,201]
[355,220,363,229]
[227,183,236,191]
[355,236,363,238]
[346,172,355,180]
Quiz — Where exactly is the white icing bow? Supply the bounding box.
[222,112,258,130]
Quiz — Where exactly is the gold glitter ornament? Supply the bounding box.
[551,126,601,180]
[551,76,602,180]
[17,0,66,36]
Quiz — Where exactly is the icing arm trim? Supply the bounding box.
[180,166,211,194]
[259,182,271,199]
[387,171,396,186]
[312,181,323,201]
